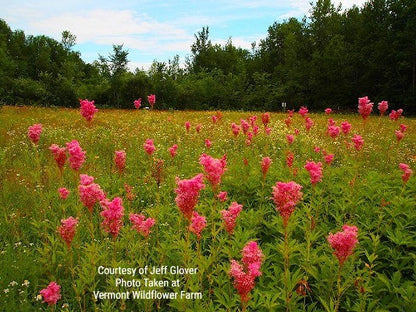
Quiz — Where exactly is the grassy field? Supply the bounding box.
[0,105,415,311]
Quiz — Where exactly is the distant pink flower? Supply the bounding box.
[265,127,271,135]
[241,119,250,135]
[351,134,364,151]
[58,217,78,248]
[305,117,314,131]
[189,211,207,240]
[242,241,264,269]
[130,213,155,238]
[314,146,321,153]
[78,174,106,213]
[287,109,294,117]
[399,163,412,184]
[304,161,323,185]
[49,144,67,171]
[272,181,303,226]
[285,117,292,128]
[253,125,259,136]
[395,130,404,142]
[143,139,156,156]
[147,94,156,109]
[100,197,124,237]
[327,125,340,139]
[217,191,228,202]
[341,121,352,134]
[378,101,388,116]
[399,124,407,133]
[66,140,86,171]
[261,157,272,178]
[114,150,126,173]
[294,128,300,135]
[286,134,294,145]
[212,115,218,124]
[39,282,61,306]
[389,109,403,121]
[286,151,294,168]
[169,144,178,158]
[358,96,373,120]
[327,225,358,267]
[195,124,202,133]
[199,154,227,188]
[325,108,333,114]
[79,99,98,122]
[28,124,42,144]
[324,154,334,165]
[231,123,240,137]
[221,201,242,235]
[261,112,270,127]
[175,174,205,220]
[134,98,141,109]
[205,139,212,149]
[299,106,308,117]
[247,132,253,141]
[58,187,70,200]
[249,115,257,127]
[327,118,336,127]
[185,121,191,133]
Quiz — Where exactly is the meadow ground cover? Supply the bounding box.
[0,103,415,311]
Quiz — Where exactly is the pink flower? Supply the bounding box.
[169,144,178,158]
[49,144,67,171]
[100,197,124,237]
[378,101,388,115]
[114,150,126,173]
[389,109,403,121]
[189,211,207,240]
[253,125,259,136]
[261,112,270,127]
[358,96,373,120]
[240,119,250,135]
[249,115,257,127]
[66,140,86,171]
[58,187,70,200]
[328,118,336,127]
[212,115,218,124]
[143,139,156,156]
[305,117,314,132]
[261,157,272,178]
[195,124,202,133]
[130,213,155,238]
[286,134,294,145]
[314,146,321,153]
[175,174,205,220]
[286,151,294,168]
[205,139,212,149]
[327,225,358,267]
[221,201,242,235]
[265,127,271,135]
[79,99,98,122]
[39,282,61,306]
[399,163,413,184]
[134,98,141,109]
[399,124,407,133]
[147,94,156,109]
[395,130,404,142]
[341,121,352,134]
[272,181,303,226]
[217,191,228,202]
[351,134,364,151]
[324,154,334,165]
[285,117,292,128]
[327,125,340,139]
[287,109,294,117]
[58,217,78,248]
[242,241,264,270]
[185,121,191,133]
[78,174,106,213]
[199,154,227,188]
[325,108,333,114]
[231,123,240,137]
[299,106,308,117]
[28,124,42,144]
[304,161,323,185]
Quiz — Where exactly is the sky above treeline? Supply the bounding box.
[1,0,367,71]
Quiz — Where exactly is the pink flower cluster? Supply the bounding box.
[378,100,388,115]
[114,150,126,172]
[79,99,98,122]
[395,124,407,142]
[175,174,205,220]
[272,181,303,226]
[58,187,70,200]
[130,213,155,238]
[325,108,333,114]
[240,119,250,135]
[78,174,106,213]
[221,202,243,235]
[66,140,86,171]
[304,161,323,185]
[341,121,352,134]
[299,106,308,117]
[261,112,270,127]
[100,197,124,237]
[351,134,364,151]
[169,144,178,158]
[195,124,202,133]
[199,154,227,188]
[389,109,403,121]
[28,124,42,144]
[189,211,207,240]
[217,191,228,202]
[327,225,358,266]
[327,125,340,139]
[185,121,191,132]
[147,94,156,109]
[231,123,240,137]
[261,157,272,178]
[49,144,67,171]
[39,282,61,305]
[134,98,141,109]
[358,96,373,120]
[144,139,156,156]
[399,163,412,184]
[229,241,264,303]
[58,217,79,248]
[305,117,314,132]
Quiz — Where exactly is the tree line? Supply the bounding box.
[0,0,415,112]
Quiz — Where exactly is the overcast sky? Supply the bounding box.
[1,0,367,71]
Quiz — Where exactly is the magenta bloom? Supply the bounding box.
[212,115,218,124]
[80,99,98,122]
[114,150,126,173]
[130,213,155,238]
[185,121,191,133]
[169,144,178,158]
[78,174,106,213]
[395,130,404,142]
[272,181,303,226]
[299,106,308,117]
[175,174,205,220]
[327,125,340,139]
[261,112,270,127]
[351,134,364,151]
[221,201,243,235]
[304,161,323,185]
[58,217,79,248]
[205,139,212,149]
[66,140,86,171]
[28,124,42,144]
[189,211,207,240]
[199,154,227,188]
[341,121,352,134]
[378,101,388,115]
[143,139,156,156]
[325,108,333,114]
[399,163,413,184]
[39,282,61,306]
[134,98,142,109]
[147,94,156,109]
[100,197,124,238]
[327,225,358,267]
[305,117,314,132]
[261,157,272,178]
[240,119,250,135]
[49,144,67,171]
[399,124,407,133]
[58,187,70,200]
[265,127,272,135]
[231,123,240,137]
[286,134,294,145]
[286,151,294,168]
[253,125,259,136]
[217,191,228,202]
[195,124,202,133]
[324,154,334,165]
[358,96,373,120]
[389,109,403,121]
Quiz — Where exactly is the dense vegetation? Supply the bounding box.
[0,0,415,112]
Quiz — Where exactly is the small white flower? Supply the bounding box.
[3,288,9,293]
[9,281,18,287]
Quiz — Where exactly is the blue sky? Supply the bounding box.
[1,0,366,71]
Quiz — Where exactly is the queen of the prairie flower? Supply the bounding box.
[175,174,205,220]
[78,174,106,213]
[39,282,61,306]
[58,217,79,248]
[327,225,358,267]
[221,202,242,235]
[189,211,207,240]
[130,213,155,238]
[114,150,126,173]
[199,154,227,188]
[100,197,124,238]
[49,144,67,171]
[272,181,303,227]
[28,124,42,144]
[79,99,98,122]
[66,140,86,171]
[304,161,323,185]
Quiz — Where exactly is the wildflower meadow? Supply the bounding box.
[0,98,415,311]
